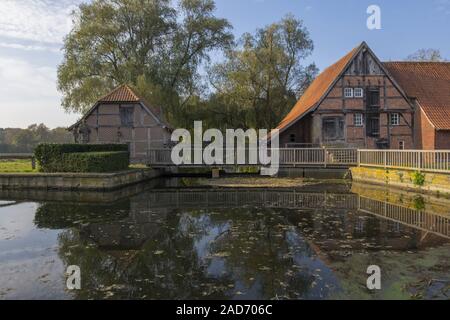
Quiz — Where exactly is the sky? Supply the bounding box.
[0,0,449,129]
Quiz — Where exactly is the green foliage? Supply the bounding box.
[62,151,130,173]
[411,171,426,186]
[207,14,317,129]
[57,0,233,127]
[412,196,426,211]
[0,124,73,153]
[0,160,37,173]
[57,1,318,130]
[34,143,129,172]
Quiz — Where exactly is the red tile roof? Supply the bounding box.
[383,62,450,130]
[70,84,171,130]
[98,84,141,102]
[276,45,360,133]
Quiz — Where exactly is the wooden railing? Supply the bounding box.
[358,150,450,173]
[146,148,358,167]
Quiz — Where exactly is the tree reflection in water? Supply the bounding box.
[31,187,450,300]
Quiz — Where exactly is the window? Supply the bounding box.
[344,87,353,98]
[354,88,364,98]
[354,113,363,126]
[366,115,379,137]
[120,106,134,127]
[367,89,380,109]
[289,134,296,143]
[399,141,405,150]
[323,117,345,141]
[390,113,400,126]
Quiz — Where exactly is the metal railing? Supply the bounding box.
[359,196,450,238]
[146,148,358,167]
[142,189,359,210]
[358,149,450,173]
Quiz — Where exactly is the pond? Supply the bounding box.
[0,178,449,300]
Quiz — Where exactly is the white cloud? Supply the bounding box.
[0,42,60,53]
[0,57,80,128]
[0,0,82,45]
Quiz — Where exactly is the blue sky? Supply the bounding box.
[0,0,449,128]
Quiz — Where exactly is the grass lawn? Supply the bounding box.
[0,160,149,173]
[0,159,37,173]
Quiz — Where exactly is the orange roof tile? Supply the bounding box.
[384,62,450,130]
[98,84,141,102]
[70,84,172,130]
[276,44,360,133]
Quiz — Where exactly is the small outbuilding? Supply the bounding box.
[69,84,172,162]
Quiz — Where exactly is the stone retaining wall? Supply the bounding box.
[0,169,161,191]
[351,166,450,195]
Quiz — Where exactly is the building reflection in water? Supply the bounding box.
[28,185,450,299]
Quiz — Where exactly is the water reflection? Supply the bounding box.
[0,181,449,299]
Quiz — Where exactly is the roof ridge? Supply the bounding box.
[123,84,141,100]
[275,42,363,133]
[384,61,450,64]
[96,83,143,103]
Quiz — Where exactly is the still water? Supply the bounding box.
[0,179,449,300]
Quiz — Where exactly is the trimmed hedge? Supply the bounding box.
[62,152,130,173]
[34,143,129,172]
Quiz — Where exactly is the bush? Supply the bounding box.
[62,152,130,173]
[34,143,129,172]
[411,171,426,186]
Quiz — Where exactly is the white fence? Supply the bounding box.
[146,148,358,167]
[358,150,450,173]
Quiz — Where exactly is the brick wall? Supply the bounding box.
[435,130,450,149]
[81,102,170,160]
[414,107,436,149]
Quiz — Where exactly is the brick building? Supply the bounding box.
[69,85,172,161]
[383,62,450,150]
[276,42,418,149]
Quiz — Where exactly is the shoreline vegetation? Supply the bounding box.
[0,160,147,174]
[0,159,36,173]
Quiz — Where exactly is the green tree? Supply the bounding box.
[0,124,73,152]
[208,15,317,129]
[57,0,233,126]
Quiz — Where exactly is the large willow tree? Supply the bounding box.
[57,0,233,126]
[208,15,317,130]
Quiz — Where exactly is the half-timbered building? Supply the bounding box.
[69,85,172,161]
[277,42,415,149]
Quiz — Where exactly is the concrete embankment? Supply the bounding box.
[351,166,450,195]
[0,169,162,191]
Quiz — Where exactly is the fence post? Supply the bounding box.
[323,148,327,168]
[419,152,422,171]
[383,151,387,169]
[357,150,360,167]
